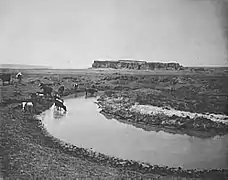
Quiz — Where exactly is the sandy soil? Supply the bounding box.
[1,68,228,179]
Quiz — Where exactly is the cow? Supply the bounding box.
[39,83,53,98]
[54,98,67,111]
[16,72,22,83]
[0,73,11,85]
[73,83,79,90]
[73,83,79,96]
[36,92,45,98]
[31,92,45,102]
[85,88,98,97]
[58,85,64,96]
[53,93,64,103]
[21,101,34,112]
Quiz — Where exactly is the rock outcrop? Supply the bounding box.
[92,60,183,70]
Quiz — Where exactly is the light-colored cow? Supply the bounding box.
[16,72,22,83]
[22,102,34,112]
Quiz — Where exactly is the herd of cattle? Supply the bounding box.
[0,72,98,113]
[22,82,98,113]
[22,83,98,113]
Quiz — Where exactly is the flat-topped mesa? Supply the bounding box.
[92,60,184,70]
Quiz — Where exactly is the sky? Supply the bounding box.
[0,0,228,68]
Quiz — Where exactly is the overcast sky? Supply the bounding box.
[0,0,228,68]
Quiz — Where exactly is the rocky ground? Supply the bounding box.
[1,68,228,179]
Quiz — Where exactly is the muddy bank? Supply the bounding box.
[96,91,228,138]
[1,99,134,179]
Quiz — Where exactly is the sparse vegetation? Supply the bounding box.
[1,68,228,179]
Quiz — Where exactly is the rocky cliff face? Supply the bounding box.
[92,60,183,70]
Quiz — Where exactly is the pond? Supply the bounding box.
[38,96,228,170]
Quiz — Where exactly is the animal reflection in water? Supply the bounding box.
[85,88,98,97]
[53,110,67,119]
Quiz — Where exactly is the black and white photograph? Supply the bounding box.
[1,0,228,179]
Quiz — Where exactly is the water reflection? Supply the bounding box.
[40,105,68,125]
[53,110,67,119]
[85,95,97,99]
[38,97,228,170]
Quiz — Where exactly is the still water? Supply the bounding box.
[38,96,228,170]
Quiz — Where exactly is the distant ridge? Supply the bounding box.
[0,64,52,69]
[92,60,184,70]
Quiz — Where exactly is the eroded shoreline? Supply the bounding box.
[96,91,228,139]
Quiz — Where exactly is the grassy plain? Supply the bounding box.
[1,67,228,179]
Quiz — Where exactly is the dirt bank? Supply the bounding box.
[1,68,228,179]
[96,91,228,138]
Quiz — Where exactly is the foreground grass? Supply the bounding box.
[1,107,136,179]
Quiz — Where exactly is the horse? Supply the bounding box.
[58,85,64,96]
[54,98,67,111]
[0,73,11,85]
[16,72,22,83]
[85,88,98,96]
[39,83,53,98]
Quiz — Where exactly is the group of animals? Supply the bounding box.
[1,71,99,113]
[20,81,98,113]
[20,83,69,113]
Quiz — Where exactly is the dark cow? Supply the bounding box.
[73,83,79,96]
[58,85,64,96]
[31,93,38,102]
[54,98,67,111]
[73,83,79,90]
[0,73,11,85]
[85,88,98,96]
[39,83,53,98]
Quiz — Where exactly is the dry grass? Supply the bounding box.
[1,68,228,179]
